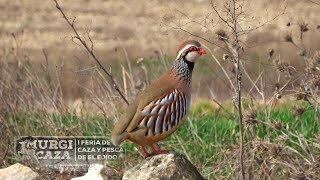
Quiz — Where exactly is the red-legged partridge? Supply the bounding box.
[112,40,206,157]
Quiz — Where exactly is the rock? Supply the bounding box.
[0,163,39,180]
[71,164,104,180]
[123,153,204,180]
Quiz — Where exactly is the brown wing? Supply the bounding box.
[112,72,176,145]
[130,89,190,137]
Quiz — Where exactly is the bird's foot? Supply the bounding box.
[151,144,172,155]
[140,146,155,159]
[140,145,173,159]
[142,152,155,159]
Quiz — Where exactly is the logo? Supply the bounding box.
[15,136,124,171]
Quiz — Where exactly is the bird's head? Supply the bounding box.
[175,40,206,63]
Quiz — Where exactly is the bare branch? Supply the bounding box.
[210,0,235,32]
[162,23,230,52]
[305,0,320,6]
[202,44,236,91]
[53,0,129,105]
[237,4,287,36]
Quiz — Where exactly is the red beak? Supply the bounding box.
[197,48,206,55]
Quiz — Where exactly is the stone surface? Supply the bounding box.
[122,153,204,180]
[0,163,39,180]
[71,164,104,180]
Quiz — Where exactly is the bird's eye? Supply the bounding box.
[189,46,197,51]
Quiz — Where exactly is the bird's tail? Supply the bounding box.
[111,131,127,147]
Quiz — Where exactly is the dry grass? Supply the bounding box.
[1,28,320,179]
[1,0,320,179]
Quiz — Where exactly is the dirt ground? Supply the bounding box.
[0,0,319,61]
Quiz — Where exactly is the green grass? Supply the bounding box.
[2,101,320,179]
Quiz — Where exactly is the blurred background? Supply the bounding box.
[1,0,319,105]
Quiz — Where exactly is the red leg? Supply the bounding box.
[151,144,171,154]
[140,146,154,159]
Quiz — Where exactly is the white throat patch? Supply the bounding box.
[175,44,196,60]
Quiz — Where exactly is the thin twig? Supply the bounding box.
[305,0,320,6]
[53,0,129,105]
[162,23,230,52]
[212,98,235,117]
[74,66,99,73]
[1,136,10,164]
[202,44,236,92]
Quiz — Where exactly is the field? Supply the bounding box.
[1,0,320,179]
[2,98,320,179]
